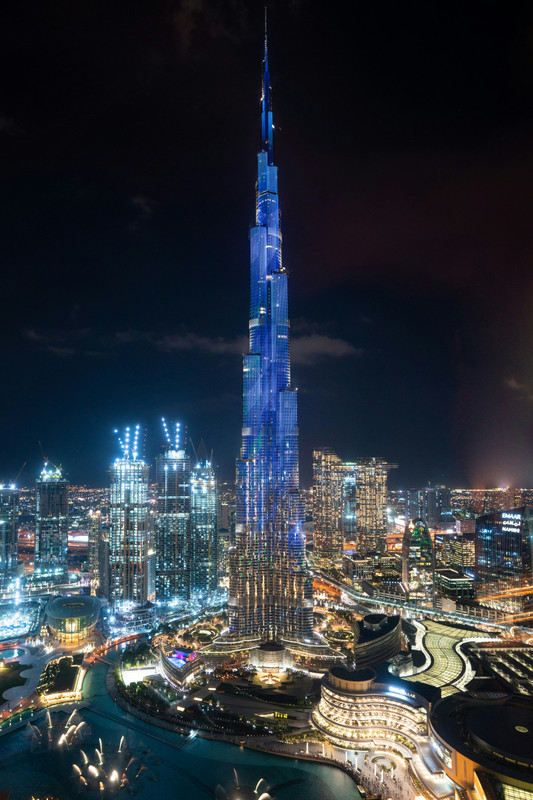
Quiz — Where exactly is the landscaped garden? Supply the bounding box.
[0,662,27,699]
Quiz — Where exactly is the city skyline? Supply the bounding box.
[2,4,533,489]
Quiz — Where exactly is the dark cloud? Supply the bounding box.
[130,194,154,217]
[26,326,360,366]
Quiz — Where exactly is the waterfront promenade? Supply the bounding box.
[0,651,361,800]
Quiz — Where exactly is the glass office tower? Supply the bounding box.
[155,421,191,601]
[109,426,154,607]
[475,506,533,616]
[0,484,19,589]
[229,28,313,640]
[34,463,68,580]
[191,459,218,600]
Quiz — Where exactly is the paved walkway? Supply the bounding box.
[1,645,64,712]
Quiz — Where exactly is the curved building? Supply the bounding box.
[46,594,101,643]
[313,665,428,752]
[429,688,533,797]
[352,613,402,667]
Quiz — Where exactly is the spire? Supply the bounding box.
[264,6,268,69]
[261,6,273,164]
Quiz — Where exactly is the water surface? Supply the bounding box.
[0,658,360,800]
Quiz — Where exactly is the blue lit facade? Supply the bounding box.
[155,443,191,602]
[109,427,155,608]
[475,506,533,615]
[34,464,69,581]
[229,32,313,640]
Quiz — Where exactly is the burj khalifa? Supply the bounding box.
[229,21,313,642]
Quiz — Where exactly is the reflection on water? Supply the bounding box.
[0,660,360,800]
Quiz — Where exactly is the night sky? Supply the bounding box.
[1,1,533,489]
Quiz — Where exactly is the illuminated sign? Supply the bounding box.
[388,685,417,700]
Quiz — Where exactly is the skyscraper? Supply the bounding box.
[155,420,191,601]
[354,458,396,553]
[34,463,68,581]
[0,484,19,589]
[190,459,218,600]
[312,448,345,562]
[88,510,109,597]
[406,487,451,529]
[402,517,435,605]
[109,426,155,607]
[475,506,533,617]
[229,24,313,641]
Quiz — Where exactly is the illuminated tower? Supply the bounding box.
[0,484,19,589]
[402,517,435,606]
[312,449,345,562]
[475,506,533,616]
[155,419,191,601]
[109,426,154,607]
[191,458,218,600]
[34,463,68,581]
[229,21,313,640]
[355,458,396,553]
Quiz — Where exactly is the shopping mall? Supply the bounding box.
[45,594,101,644]
[429,685,533,799]
[312,665,428,753]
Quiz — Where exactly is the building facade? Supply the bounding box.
[402,517,435,605]
[406,487,451,529]
[155,432,191,602]
[0,484,19,589]
[34,463,69,581]
[229,31,313,641]
[475,506,533,616]
[355,458,396,553]
[88,510,109,597]
[190,459,218,599]
[109,427,154,607]
[312,448,345,561]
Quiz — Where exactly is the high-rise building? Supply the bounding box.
[355,458,396,553]
[402,518,435,605]
[0,484,19,589]
[88,510,109,597]
[190,459,218,599]
[406,487,451,529]
[229,27,313,641]
[342,462,358,542]
[109,426,154,607]
[312,449,345,562]
[217,482,235,582]
[34,463,68,580]
[449,532,475,575]
[475,506,533,617]
[155,420,191,601]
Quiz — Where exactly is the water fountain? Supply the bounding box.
[215,772,274,800]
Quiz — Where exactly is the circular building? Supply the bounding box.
[430,688,533,795]
[46,595,101,644]
[312,665,427,752]
[249,641,292,670]
[352,613,402,667]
